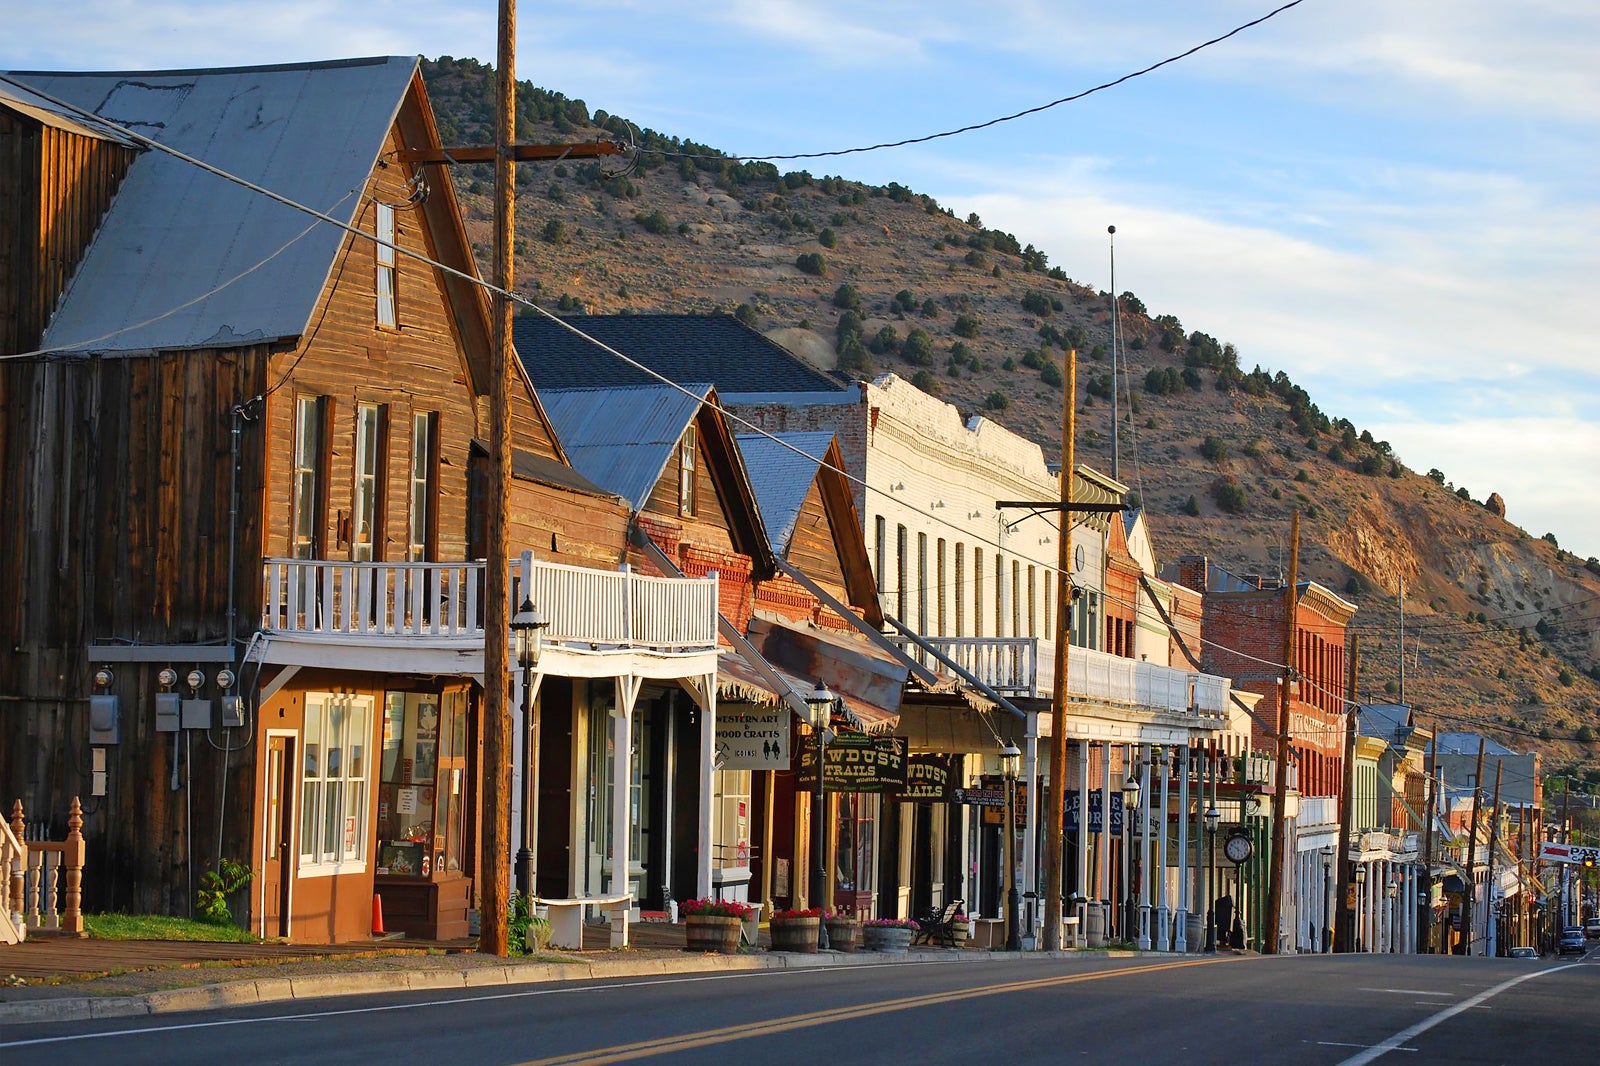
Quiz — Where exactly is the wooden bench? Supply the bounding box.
[912,898,965,947]
[533,893,633,949]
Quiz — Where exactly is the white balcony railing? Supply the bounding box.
[261,557,718,652]
[895,634,1230,721]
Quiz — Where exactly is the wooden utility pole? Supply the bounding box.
[1420,729,1438,952]
[1460,736,1487,956]
[1043,349,1076,952]
[1333,636,1358,951]
[480,0,517,958]
[1484,761,1504,956]
[1265,510,1299,955]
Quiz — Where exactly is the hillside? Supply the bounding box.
[419,57,1600,784]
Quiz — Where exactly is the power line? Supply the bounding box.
[640,1,1312,164]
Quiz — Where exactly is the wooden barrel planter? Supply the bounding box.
[684,915,742,954]
[863,925,915,953]
[825,918,862,952]
[768,916,820,953]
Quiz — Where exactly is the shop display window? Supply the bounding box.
[377,690,468,878]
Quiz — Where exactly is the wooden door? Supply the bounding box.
[262,734,295,938]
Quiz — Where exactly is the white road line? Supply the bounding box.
[1334,963,1585,1066]
[1316,1041,1416,1052]
[1358,989,1453,996]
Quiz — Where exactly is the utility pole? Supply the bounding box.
[1397,579,1406,706]
[1485,761,1504,956]
[1265,510,1299,955]
[1334,636,1358,951]
[480,0,517,958]
[1107,228,1120,481]
[1420,729,1437,952]
[1461,736,1487,956]
[1044,349,1076,952]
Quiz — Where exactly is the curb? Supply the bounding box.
[0,946,1159,1026]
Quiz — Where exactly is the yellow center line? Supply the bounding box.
[513,956,1232,1066]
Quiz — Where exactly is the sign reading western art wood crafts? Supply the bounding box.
[714,705,790,770]
[795,734,908,792]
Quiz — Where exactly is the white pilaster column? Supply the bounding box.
[1023,712,1039,944]
[1175,744,1190,953]
[1138,745,1152,951]
[1077,738,1090,904]
[696,675,715,901]
[611,675,643,947]
[1099,742,1112,905]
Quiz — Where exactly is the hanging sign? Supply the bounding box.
[714,705,790,770]
[795,734,908,792]
[896,754,952,802]
[1064,790,1124,834]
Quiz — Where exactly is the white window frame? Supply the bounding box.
[376,202,397,328]
[408,411,436,562]
[678,425,698,517]
[298,692,373,878]
[353,402,384,562]
[291,395,325,559]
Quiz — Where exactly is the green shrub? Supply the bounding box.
[910,370,942,396]
[1210,477,1247,514]
[1040,360,1063,387]
[1199,435,1229,462]
[1020,290,1053,316]
[634,209,671,235]
[1182,495,1201,517]
[833,284,861,310]
[953,314,981,338]
[984,390,1010,411]
[795,252,827,276]
[869,325,900,355]
[818,228,838,248]
[903,328,934,366]
[735,304,759,328]
[196,858,252,926]
[541,218,567,244]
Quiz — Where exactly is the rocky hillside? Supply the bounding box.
[420,57,1600,784]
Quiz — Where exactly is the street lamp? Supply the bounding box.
[511,594,547,902]
[1354,863,1367,952]
[1001,741,1022,952]
[805,680,837,951]
[1320,845,1335,954]
[1122,769,1141,942]
[1204,805,1221,951]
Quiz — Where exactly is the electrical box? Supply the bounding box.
[89,694,120,745]
[92,747,108,797]
[219,695,243,729]
[155,692,181,733]
[181,698,212,730]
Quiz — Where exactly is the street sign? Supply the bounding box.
[1539,841,1599,867]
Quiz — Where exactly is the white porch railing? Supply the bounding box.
[261,557,719,652]
[896,634,1230,721]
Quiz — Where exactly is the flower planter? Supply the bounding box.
[768,916,820,953]
[684,914,742,954]
[950,920,971,944]
[863,925,915,953]
[825,918,862,952]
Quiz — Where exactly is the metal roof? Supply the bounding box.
[1433,732,1520,758]
[5,56,417,355]
[736,431,835,556]
[514,314,856,399]
[0,78,137,144]
[538,384,713,513]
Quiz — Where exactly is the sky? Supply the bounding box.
[8,1,1598,559]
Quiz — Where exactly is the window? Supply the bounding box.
[678,424,698,516]
[408,412,438,561]
[995,553,1006,637]
[1027,565,1037,637]
[917,532,928,632]
[712,769,753,872]
[895,524,908,621]
[973,548,983,637]
[1012,559,1022,638]
[377,690,468,879]
[936,539,947,635]
[954,544,965,637]
[291,395,328,559]
[376,202,397,328]
[299,692,372,874]
[873,516,886,596]
[353,402,387,561]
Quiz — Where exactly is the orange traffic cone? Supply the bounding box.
[372,893,386,936]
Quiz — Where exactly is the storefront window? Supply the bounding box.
[587,692,648,870]
[834,794,876,902]
[712,769,752,870]
[298,692,371,873]
[376,692,448,878]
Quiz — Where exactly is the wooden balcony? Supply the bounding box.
[259,557,719,669]
[896,635,1230,722]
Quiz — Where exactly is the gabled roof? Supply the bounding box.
[1358,703,1412,743]
[0,79,137,144]
[736,431,836,555]
[540,384,714,513]
[514,314,855,399]
[1434,732,1521,758]
[5,57,416,355]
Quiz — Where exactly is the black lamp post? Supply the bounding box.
[805,681,837,951]
[1320,845,1335,953]
[1353,862,1367,952]
[1204,805,1221,951]
[511,594,547,902]
[1122,768,1141,943]
[1001,740,1022,951]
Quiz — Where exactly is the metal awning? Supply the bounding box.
[747,616,904,734]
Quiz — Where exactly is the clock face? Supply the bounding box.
[1073,545,1086,573]
[1224,833,1253,864]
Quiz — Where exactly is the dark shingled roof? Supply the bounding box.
[513,314,852,397]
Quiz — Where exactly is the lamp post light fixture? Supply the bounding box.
[1353,863,1367,952]
[805,680,838,951]
[511,594,548,902]
[1320,845,1335,954]
[1122,768,1141,942]
[1001,740,1022,952]
[1204,805,1221,951]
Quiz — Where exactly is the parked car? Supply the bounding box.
[1584,917,1600,939]
[1558,928,1586,955]
[1508,945,1540,959]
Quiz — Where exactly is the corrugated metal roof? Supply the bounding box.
[0,78,137,144]
[5,57,417,355]
[736,431,835,555]
[538,384,712,513]
[1434,732,1520,758]
[514,314,855,398]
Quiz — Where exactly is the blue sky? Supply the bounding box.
[9,1,1598,558]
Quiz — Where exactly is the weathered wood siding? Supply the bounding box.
[0,107,135,355]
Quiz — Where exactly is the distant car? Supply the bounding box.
[1585,917,1600,939]
[1509,945,1539,959]
[1558,928,1586,955]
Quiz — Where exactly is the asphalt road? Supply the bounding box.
[4,945,1597,1065]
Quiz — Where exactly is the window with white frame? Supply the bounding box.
[408,411,437,561]
[353,402,386,561]
[299,692,372,874]
[678,424,697,516]
[291,395,327,559]
[376,202,397,328]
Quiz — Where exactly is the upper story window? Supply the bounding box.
[292,395,328,559]
[353,402,387,562]
[376,202,398,328]
[954,543,965,638]
[874,516,886,596]
[678,424,697,517]
[408,411,438,562]
[916,533,929,632]
[895,524,908,621]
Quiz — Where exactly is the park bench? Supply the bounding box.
[912,898,965,947]
[533,893,633,949]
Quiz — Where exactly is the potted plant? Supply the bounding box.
[824,909,862,953]
[863,916,919,953]
[767,907,822,953]
[682,898,754,954]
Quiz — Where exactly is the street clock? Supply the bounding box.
[1224,830,1254,866]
